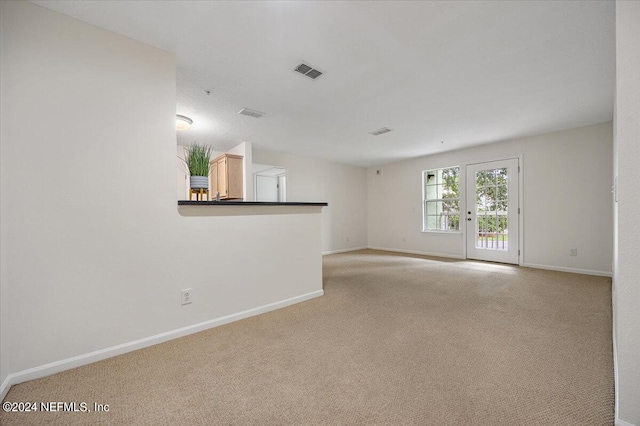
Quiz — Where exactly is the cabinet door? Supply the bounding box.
[217,157,228,198]
[210,161,218,197]
[227,157,244,199]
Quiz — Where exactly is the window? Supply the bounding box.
[423,167,460,232]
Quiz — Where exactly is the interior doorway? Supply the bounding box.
[254,166,286,202]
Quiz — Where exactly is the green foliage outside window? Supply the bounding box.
[424,167,460,231]
[424,166,510,235]
[475,168,508,234]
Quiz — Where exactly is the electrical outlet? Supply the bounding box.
[570,248,577,256]
[181,288,192,305]
[402,237,406,243]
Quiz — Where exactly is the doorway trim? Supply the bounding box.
[460,155,524,266]
[253,166,287,202]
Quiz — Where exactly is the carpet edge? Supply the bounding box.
[0,289,324,401]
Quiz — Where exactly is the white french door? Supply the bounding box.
[466,159,519,264]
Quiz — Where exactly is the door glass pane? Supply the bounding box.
[476,168,509,251]
[496,168,507,183]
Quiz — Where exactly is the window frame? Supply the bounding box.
[422,166,461,233]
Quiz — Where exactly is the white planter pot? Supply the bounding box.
[190,176,208,190]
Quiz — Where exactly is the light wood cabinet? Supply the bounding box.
[210,154,243,200]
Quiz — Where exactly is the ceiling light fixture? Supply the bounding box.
[176,114,193,130]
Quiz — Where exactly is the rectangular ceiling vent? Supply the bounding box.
[238,108,265,118]
[369,127,392,136]
[294,62,324,80]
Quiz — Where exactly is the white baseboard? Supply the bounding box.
[362,249,612,277]
[0,289,324,401]
[322,247,368,255]
[366,246,465,260]
[522,262,612,277]
[360,246,613,278]
[326,247,613,279]
[616,419,637,426]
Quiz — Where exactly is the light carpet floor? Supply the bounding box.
[1,250,614,425]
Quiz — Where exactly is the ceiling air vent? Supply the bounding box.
[238,108,265,118]
[369,127,392,136]
[294,62,324,80]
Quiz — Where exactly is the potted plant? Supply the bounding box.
[182,143,213,190]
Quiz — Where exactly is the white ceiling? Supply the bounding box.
[32,1,615,167]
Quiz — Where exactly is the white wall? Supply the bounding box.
[227,142,254,201]
[367,122,613,276]
[614,1,640,424]
[252,149,368,254]
[0,1,323,395]
[0,0,627,412]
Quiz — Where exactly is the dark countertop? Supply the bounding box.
[178,201,328,206]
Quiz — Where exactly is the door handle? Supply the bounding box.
[467,218,472,221]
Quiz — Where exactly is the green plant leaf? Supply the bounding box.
[181,143,213,176]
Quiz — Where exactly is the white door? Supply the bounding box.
[255,175,279,202]
[466,159,519,264]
